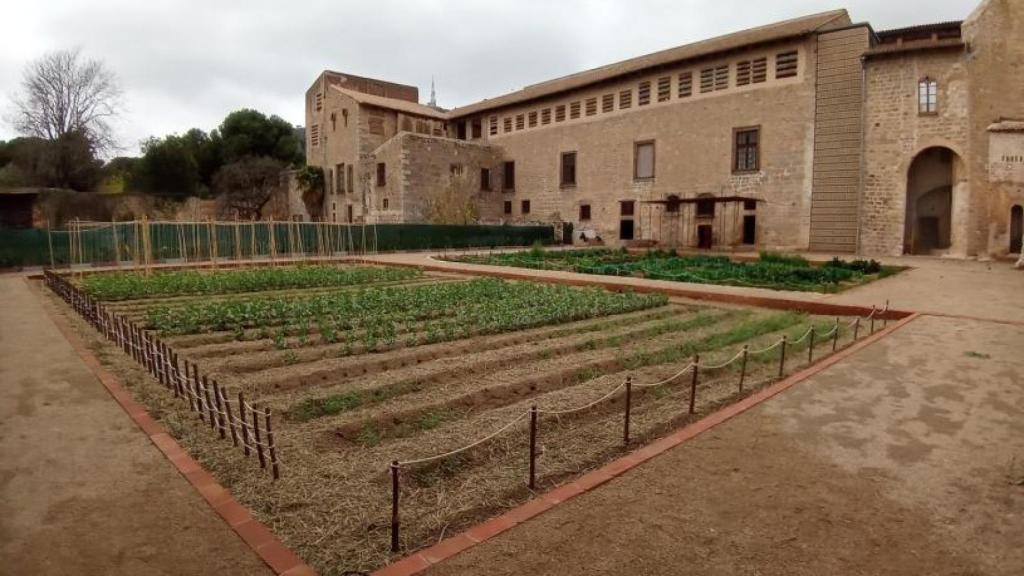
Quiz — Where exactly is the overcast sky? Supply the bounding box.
[0,0,977,157]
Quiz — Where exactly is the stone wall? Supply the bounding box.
[860,49,970,256]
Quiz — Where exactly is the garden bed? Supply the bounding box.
[61,263,870,573]
[452,248,902,293]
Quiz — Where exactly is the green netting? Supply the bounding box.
[0,221,554,268]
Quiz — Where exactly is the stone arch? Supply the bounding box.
[904,146,966,255]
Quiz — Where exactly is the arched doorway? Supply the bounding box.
[1011,205,1023,254]
[905,147,958,255]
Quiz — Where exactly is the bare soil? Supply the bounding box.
[0,275,272,576]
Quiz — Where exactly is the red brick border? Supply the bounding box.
[372,312,921,576]
[27,277,317,576]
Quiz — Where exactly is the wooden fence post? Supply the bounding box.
[266,409,280,480]
[528,406,538,490]
[738,345,749,393]
[854,317,861,341]
[623,376,632,446]
[252,405,267,469]
[778,336,788,378]
[203,375,216,430]
[222,388,239,447]
[390,461,401,553]
[213,380,226,439]
[688,355,700,414]
[808,328,815,364]
[239,391,251,457]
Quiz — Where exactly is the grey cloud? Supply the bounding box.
[0,0,978,155]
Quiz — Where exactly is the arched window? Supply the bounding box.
[918,78,938,115]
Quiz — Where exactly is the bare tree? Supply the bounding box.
[10,48,122,153]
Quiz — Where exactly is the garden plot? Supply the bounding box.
[69,264,864,573]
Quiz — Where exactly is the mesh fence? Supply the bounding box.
[0,221,554,268]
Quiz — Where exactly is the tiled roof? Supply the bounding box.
[446,9,850,118]
[329,86,448,120]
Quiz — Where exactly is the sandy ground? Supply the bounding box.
[427,314,1024,576]
[359,251,1024,323]
[0,275,272,576]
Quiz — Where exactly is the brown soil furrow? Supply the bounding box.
[207,305,687,380]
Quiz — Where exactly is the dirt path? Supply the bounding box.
[426,315,1024,576]
[0,275,273,576]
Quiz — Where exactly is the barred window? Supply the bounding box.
[638,80,651,106]
[678,72,693,98]
[752,57,768,83]
[585,97,597,116]
[714,65,729,90]
[570,101,581,119]
[555,104,566,122]
[657,77,671,102]
[528,111,538,127]
[515,114,525,130]
[736,61,752,86]
[700,68,715,93]
[776,51,798,78]
[504,117,512,133]
[602,93,614,113]
[541,108,552,125]
[310,124,320,147]
[734,128,760,172]
[489,115,498,136]
[619,89,632,109]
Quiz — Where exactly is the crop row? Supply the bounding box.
[80,265,419,301]
[145,279,669,348]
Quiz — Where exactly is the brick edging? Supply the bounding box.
[26,277,317,576]
[373,312,921,576]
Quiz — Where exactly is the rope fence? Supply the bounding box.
[44,269,281,480]
[385,301,894,553]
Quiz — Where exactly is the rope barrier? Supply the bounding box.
[633,362,695,389]
[536,381,626,415]
[396,411,530,467]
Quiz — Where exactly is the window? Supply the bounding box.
[752,58,768,83]
[480,168,491,191]
[570,101,581,119]
[634,141,655,180]
[515,114,525,130]
[579,204,591,221]
[714,65,729,90]
[657,77,671,102]
[521,200,531,214]
[383,197,389,210]
[776,51,798,79]
[678,72,693,98]
[561,152,577,187]
[503,161,515,190]
[619,89,632,109]
[347,205,354,223]
[310,124,320,147]
[315,92,322,111]
[504,117,512,133]
[638,81,651,106]
[700,68,715,93]
[621,200,635,216]
[528,111,538,127]
[503,200,512,215]
[471,118,482,138]
[336,163,345,194]
[541,108,552,125]
[327,168,334,194]
[919,78,938,114]
[602,93,614,113]
[743,199,757,210]
[489,115,498,136]
[696,195,715,217]
[585,97,597,116]
[736,61,752,86]
[450,163,464,176]
[555,105,566,122]
[347,165,354,193]
[376,162,386,186]
[734,127,760,172]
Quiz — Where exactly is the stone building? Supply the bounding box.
[303,0,1024,258]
